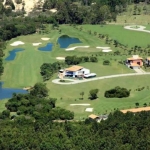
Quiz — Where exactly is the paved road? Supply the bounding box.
[52,72,150,85]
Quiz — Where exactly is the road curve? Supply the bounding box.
[52,72,150,85]
[124,25,150,33]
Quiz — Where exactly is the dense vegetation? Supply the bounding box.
[105,86,130,98]
[40,62,66,81]
[65,55,98,65]
[0,108,150,149]
[3,83,74,121]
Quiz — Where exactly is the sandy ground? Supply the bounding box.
[50,8,57,13]
[10,41,25,46]
[121,107,150,113]
[66,46,89,51]
[96,47,110,49]
[96,47,112,52]
[56,57,65,60]
[32,43,42,46]
[41,38,50,41]
[85,108,93,112]
[124,25,150,33]
[70,104,91,106]
[102,49,112,52]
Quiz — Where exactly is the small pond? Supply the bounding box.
[58,35,82,48]
[38,43,53,51]
[0,82,28,100]
[5,48,24,61]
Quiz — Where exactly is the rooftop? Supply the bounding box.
[130,63,140,67]
[127,55,143,60]
[89,114,99,119]
[65,65,83,72]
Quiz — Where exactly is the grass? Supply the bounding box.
[47,75,150,119]
[81,24,150,47]
[0,99,8,112]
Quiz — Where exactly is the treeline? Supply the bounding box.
[0,108,150,149]
[40,62,67,81]
[65,55,98,65]
[2,82,74,121]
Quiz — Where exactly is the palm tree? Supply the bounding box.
[80,92,84,100]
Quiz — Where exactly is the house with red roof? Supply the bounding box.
[126,55,143,69]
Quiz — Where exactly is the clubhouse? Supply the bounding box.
[59,65,96,78]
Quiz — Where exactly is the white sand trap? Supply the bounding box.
[96,47,110,49]
[50,8,57,13]
[32,43,42,46]
[41,38,50,41]
[66,46,89,51]
[56,57,65,60]
[102,49,112,52]
[10,41,24,46]
[85,108,93,112]
[70,104,91,106]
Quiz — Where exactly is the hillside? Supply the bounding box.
[2,0,45,14]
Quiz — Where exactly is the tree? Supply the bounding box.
[30,83,49,98]
[135,102,139,108]
[89,89,99,100]
[80,92,84,100]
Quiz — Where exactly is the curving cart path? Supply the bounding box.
[52,72,150,85]
[124,25,150,33]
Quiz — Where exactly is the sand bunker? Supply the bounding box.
[96,46,112,52]
[10,41,25,46]
[85,108,93,112]
[102,49,112,52]
[41,38,50,41]
[56,57,65,60]
[96,47,110,49]
[70,104,91,106]
[66,46,89,51]
[32,43,42,46]
[50,8,57,13]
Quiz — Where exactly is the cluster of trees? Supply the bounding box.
[65,55,98,65]
[40,62,66,81]
[3,82,74,121]
[105,86,130,98]
[0,109,150,149]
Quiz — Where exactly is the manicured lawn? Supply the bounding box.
[0,99,7,112]
[47,75,150,119]
[81,24,150,47]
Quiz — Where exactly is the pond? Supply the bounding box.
[0,82,28,100]
[38,43,53,51]
[58,35,82,48]
[5,48,24,61]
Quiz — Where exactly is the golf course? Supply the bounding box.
[1,24,150,119]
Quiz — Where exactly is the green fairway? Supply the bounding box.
[47,75,150,119]
[0,100,7,112]
[81,24,150,47]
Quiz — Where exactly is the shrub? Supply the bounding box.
[103,60,110,65]
[105,86,130,98]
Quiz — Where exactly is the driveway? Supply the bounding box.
[52,72,150,85]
